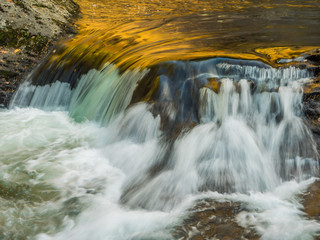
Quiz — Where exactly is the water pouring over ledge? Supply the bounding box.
[3,54,319,239]
[10,57,320,194]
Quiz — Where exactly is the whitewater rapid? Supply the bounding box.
[1,58,320,239]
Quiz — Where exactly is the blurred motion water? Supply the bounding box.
[1,0,320,239]
[63,0,320,67]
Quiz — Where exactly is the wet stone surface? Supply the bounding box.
[300,49,320,151]
[301,180,320,240]
[172,199,259,240]
[305,49,320,66]
[302,180,320,221]
[303,77,320,150]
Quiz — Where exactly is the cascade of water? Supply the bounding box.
[9,81,72,111]
[10,64,149,125]
[120,81,318,211]
[2,57,320,239]
[68,65,149,124]
[9,58,319,202]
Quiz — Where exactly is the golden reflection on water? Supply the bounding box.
[55,0,320,69]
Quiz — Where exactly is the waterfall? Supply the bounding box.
[10,58,319,196]
[3,57,320,239]
[11,64,149,124]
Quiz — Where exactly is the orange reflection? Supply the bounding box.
[255,46,319,64]
[50,0,320,70]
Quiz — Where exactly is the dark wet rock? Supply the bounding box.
[172,199,259,240]
[0,0,80,107]
[302,49,320,150]
[303,76,320,150]
[305,49,320,65]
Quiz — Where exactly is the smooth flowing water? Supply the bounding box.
[48,0,320,69]
[1,0,320,239]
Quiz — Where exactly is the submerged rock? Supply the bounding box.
[172,199,259,240]
[0,0,80,107]
[301,180,320,240]
[302,180,320,221]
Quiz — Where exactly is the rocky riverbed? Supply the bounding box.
[0,0,79,107]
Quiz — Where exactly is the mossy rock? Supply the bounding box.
[0,70,18,79]
[0,27,49,54]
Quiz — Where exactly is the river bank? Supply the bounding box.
[0,0,80,107]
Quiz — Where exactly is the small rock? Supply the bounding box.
[172,199,260,240]
[302,180,320,220]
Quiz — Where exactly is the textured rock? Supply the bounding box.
[0,0,79,38]
[301,180,320,240]
[305,49,320,65]
[172,199,259,240]
[302,180,320,221]
[0,0,80,107]
[303,75,320,150]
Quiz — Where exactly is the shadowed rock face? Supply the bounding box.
[292,51,320,236]
[303,79,320,149]
[0,0,80,107]
[302,50,320,150]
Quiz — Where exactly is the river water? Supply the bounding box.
[1,0,320,239]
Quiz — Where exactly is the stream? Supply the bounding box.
[1,0,320,239]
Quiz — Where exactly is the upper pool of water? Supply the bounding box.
[54,0,320,68]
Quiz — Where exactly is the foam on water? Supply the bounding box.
[193,179,320,240]
[0,103,319,239]
[2,58,320,239]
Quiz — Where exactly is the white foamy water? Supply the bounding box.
[0,107,175,240]
[1,107,319,240]
[1,59,320,239]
